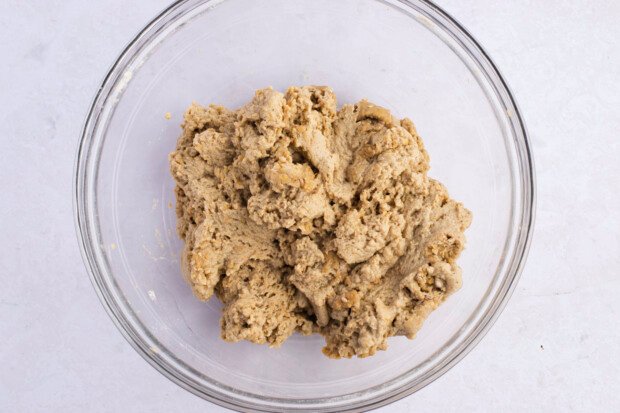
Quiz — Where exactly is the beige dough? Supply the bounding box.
[169,86,471,358]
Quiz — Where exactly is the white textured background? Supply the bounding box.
[1,0,619,411]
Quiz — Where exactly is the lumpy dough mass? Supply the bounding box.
[169,86,472,358]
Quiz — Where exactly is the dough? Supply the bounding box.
[169,86,472,358]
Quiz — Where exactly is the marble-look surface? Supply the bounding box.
[1,0,618,411]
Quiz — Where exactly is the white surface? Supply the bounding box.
[0,0,618,411]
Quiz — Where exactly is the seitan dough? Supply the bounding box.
[169,86,471,358]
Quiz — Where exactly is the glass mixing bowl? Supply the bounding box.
[74,0,535,411]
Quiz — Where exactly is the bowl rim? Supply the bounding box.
[73,0,536,411]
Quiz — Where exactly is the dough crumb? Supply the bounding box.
[165,112,172,120]
[169,86,471,358]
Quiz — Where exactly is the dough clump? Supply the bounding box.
[170,86,471,358]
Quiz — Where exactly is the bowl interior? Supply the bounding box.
[88,0,522,407]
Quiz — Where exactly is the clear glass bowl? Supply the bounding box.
[74,0,535,411]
